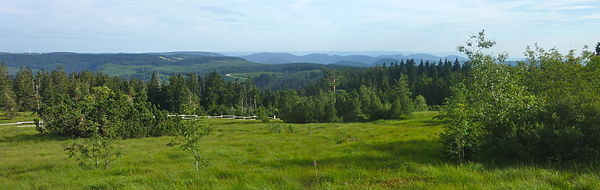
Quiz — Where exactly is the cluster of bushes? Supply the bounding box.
[278,76,429,123]
[441,31,600,162]
[36,86,181,138]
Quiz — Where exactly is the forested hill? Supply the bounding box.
[0,52,365,87]
[0,52,250,74]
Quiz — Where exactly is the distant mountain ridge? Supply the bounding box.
[148,51,224,57]
[0,52,250,76]
[0,52,359,80]
[241,52,468,66]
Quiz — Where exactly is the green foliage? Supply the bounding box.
[332,128,357,144]
[168,120,212,171]
[37,86,175,138]
[13,67,36,111]
[335,90,365,122]
[442,30,542,162]
[1,91,16,120]
[268,123,283,134]
[358,85,388,120]
[394,75,413,117]
[163,74,200,114]
[335,58,469,106]
[63,136,122,169]
[389,97,403,120]
[278,91,340,123]
[0,65,16,119]
[147,72,162,108]
[439,83,481,161]
[257,106,270,123]
[519,44,600,161]
[442,31,600,162]
[285,124,296,134]
[413,95,429,112]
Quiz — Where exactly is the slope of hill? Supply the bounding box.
[0,52,257,77]
[0,52,363,82]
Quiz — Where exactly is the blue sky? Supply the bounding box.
[0,0,599,57]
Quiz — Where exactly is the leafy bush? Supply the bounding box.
[441,31,600,162]
[333,128,357,144]
[268,124,283,134]
[413,95,429,112]
[257,106,270,123]
[36,86,180,138]
[285,124,296,134]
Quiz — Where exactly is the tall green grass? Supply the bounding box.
[1,112,599,189]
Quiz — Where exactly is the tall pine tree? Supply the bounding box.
[13,67,36,111]
[0,65,17,119]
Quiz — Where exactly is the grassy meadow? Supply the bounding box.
[1,112,599,189]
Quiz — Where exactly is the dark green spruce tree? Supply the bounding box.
[13,67,36,111]
[147,72,162,108]
[0,65,17,119]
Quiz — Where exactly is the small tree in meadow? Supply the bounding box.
[168,120,212,171]
[413,95,429,112]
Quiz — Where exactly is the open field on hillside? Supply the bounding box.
[1,112,599,189]
[98,60,262,78]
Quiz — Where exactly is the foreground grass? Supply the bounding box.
[1,112,599,189]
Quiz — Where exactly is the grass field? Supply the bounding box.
[1,112,599,189]
[98,60,262,78]
[0,112,38,124]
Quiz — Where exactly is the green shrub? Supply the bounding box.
[286,124,296,134]
[333,128,357,144]
[268,124,283,134]
[37,86,180,138]
[442,31,600,162]
[413,95,429,112]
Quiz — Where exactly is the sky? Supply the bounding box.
[0,0,599,57]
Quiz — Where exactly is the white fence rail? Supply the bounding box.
[167,115,278,120]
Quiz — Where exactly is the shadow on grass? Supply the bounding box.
[0,133,66,143]
[3,164,56,177]
[267,140,445,170]
[476,158,600,176]
[268,139,600,178]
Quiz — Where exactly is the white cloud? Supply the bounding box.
[551,5,597,10]
[0,0,598,54]
[578,13,600,20]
